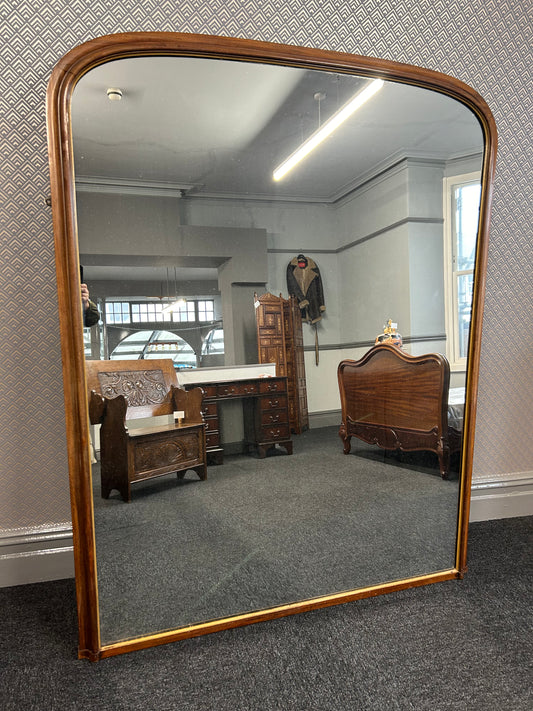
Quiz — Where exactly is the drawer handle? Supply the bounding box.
[269,414,280,423]
[221,386,237,396]
[268,399,280,408]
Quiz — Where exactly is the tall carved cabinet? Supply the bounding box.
[254,292,309,434]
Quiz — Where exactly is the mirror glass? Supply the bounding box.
[70,55,483,645]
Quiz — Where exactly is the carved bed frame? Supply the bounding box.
[338,344,462,478]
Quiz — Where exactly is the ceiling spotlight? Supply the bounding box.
[106,87,123,101]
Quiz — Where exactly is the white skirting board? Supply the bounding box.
[469,471,533,522]
[0,530,74,588]
[1,473,531,588]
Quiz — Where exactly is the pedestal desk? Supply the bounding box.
[184,376,293,463]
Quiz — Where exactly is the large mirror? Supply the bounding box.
[47,33,496,660]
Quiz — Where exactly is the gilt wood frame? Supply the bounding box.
[46,32,497,661]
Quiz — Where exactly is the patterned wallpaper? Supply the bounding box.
[0,0,531,534]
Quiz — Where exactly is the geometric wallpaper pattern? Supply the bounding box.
[0,0,531,534]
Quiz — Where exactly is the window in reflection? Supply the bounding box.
[170,301,196,323]
[105,301,131,324]
[444,174,481,368]
[197,300,215,322]
[83,327,92,358]
[110,329,197,367]
[103,299,216,325]
[131,302,167,323]
[201,327,225,356]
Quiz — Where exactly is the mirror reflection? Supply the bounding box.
[71,56,483,644]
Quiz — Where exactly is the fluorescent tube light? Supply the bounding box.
[273,79,384,182]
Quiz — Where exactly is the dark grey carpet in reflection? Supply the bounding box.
[92,426,460,643]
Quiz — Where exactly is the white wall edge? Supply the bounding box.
[469,471,533,522]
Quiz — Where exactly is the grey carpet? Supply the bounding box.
[91,426,459,642]
[0,516,531,710]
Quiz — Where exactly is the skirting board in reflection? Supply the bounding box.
[308,409,341,429]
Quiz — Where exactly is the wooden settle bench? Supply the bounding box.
[86,359,206,502]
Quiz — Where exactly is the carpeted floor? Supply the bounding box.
[1,515,531,711]
[91,426,459,642]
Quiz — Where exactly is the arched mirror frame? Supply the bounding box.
[46,32,497,661]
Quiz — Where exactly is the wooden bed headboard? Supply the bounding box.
[338,344,455,478]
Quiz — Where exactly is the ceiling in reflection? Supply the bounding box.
[72,56,483,204]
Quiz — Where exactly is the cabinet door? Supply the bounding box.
[282,298,297,430]
[255,293,308,434]
[255,293,287,376]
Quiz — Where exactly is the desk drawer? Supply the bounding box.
[204,415,219,431]
[197,385,217,398]
[202,401,218,417]
[259,379,286,394]
[205,431,220,448]
[217,382,258,397]
[260,409,288,427]
[259,394,287,411]
[259,424,290,442]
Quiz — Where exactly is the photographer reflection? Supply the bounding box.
[80,270,100,464]
[81,282,100,327]
[80,265,100,326]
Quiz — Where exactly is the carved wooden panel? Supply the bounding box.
[97,370,167,406]
[255,294,288,376]
[134,432,201,474]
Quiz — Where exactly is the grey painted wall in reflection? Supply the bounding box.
[77,154,453,415]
